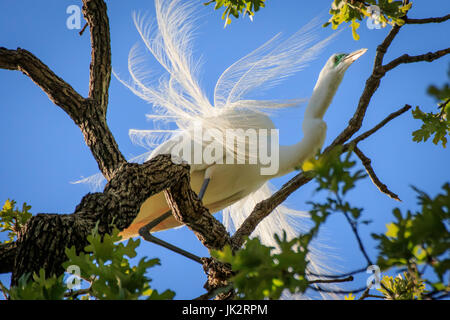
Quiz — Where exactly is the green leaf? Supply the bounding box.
[0,199,32,243]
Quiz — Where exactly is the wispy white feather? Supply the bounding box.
[117,0,336,156]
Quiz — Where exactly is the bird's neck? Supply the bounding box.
[304,71,343,120]
[274,72,343,178]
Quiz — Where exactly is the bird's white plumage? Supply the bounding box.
[77,0,367,299]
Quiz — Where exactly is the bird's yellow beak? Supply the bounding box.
[344,48,368,64]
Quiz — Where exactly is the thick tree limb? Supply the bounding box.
[0,242,17,274]
[0,47,84,121]
[0,0,125,180]
[9,155,201,283]
[165,176,231,251]
[231,173,313,250]
[82,0,111,116]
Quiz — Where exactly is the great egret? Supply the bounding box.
[82,0,367,279]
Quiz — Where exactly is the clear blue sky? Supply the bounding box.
[0,0,449,299]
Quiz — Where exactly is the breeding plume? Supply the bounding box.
[84,0,366,283]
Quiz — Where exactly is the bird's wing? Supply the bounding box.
[213,17,337,109]
[145,108,276,172]
[118,1,338,156]
[115,0,215,153]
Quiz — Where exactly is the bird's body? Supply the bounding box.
[121,110,275,237]
[106,0,367,288]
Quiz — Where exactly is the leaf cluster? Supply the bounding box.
[0,199,32,243]
[3,226,175,300]
[378,272,426,299]
[412,66,450,148]
[204,0,265,26]
[212,232,310,299]
[372,183,450,292]
[323,0,412,40]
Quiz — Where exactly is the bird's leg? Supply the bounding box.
[197,177,210,200]
[139,219,202,264]
[138,177,211,264]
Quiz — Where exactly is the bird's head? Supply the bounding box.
[324,48,368,75]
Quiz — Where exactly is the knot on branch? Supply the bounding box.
[372,66,386,78]
[202,257,234,299]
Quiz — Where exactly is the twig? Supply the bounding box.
[0,280,9,299]
[0,242,17,275]
[358,288,371,300]
[194,284,234,300]
[308,275,354,284]
[438,98,450,117]
[337,192,373,267]
[359,288,385,300]
[346,104,412,146]
[353,146,401,201]
[64,288,91,299]
[79,22,88,36]
[308,285,367,295]
[307,267,367,279]
[384,47,450,72]
[404,14,450,24]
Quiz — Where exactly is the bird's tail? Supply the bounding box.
[222,182,339,299]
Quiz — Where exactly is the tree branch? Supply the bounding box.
[384,47,450,72]
[165,176,231,251]
[346,104,412,147]
[82,0,111,116]
[308,275,354,284]
[231,172,313,250]
[308,285,367,295]
[0,242,17,274]
[0,47,84,121]
[404,14,450,24]
[307,267,367,279]
[0,1,125,180]
[230,25,406,249]
[354,146,401,201]
[330,25,402,148]
[231,18,448,248]
[10,155,195,283]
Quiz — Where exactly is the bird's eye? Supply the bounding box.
[334,54,346,67]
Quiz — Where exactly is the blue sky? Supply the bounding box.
[0,0,449,299]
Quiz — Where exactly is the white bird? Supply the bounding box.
[91,0,366,283]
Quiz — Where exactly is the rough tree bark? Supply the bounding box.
[0,0,449,298]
